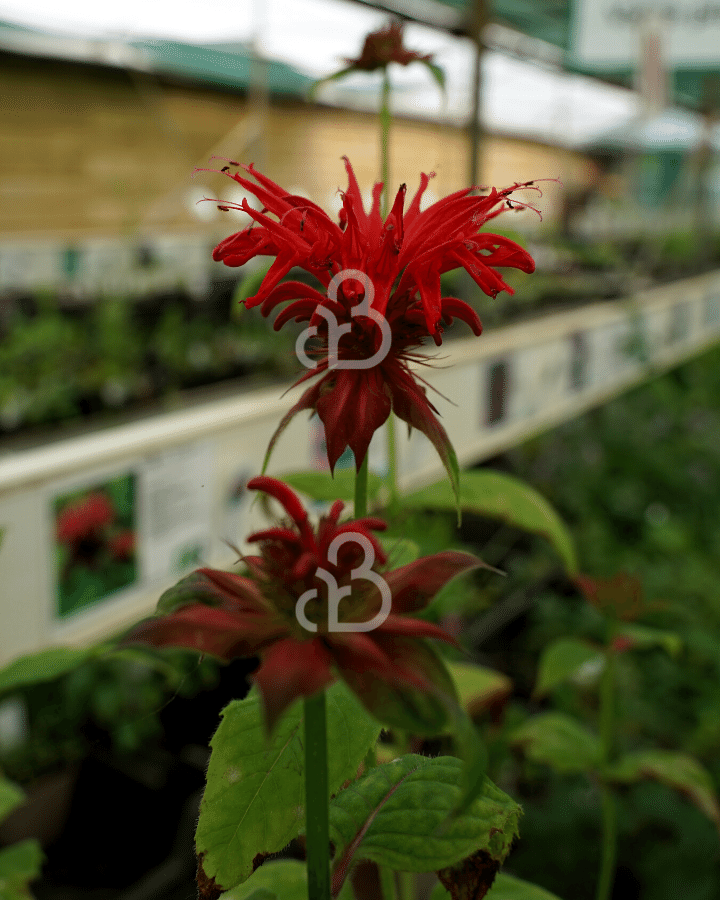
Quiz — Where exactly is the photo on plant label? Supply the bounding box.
[53,473,137,617]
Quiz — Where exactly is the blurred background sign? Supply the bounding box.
[571,0,720,69]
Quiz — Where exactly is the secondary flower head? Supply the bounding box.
[344,20,433,71]
[208,159,539,481]
[125,476,484,733]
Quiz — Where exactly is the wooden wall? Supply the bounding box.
[0,50,590,240]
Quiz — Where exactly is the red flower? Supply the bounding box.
[57,492,115,544]
[125,476,484,733]
[209,158,538,483]
[343,20,433,71]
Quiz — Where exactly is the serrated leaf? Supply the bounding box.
[404,471,578,575]
[448,662,513,719]
[329,755,520,893]
[280,470,384,505]
[196,681,381,892]
[615,623,682,657]
[431,871,564,899]
[0,780,25,823]
[0,647,96,696]
[606,750,720,826]
[510,713,602,775]
[0,839,44,898]
[534,638,603,698]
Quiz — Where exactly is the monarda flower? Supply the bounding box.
[209,158,538,487]
[310,19,445,94]
[125,476,484,733]
[344,19,433,71]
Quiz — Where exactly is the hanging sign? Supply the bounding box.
[571,0,720,68]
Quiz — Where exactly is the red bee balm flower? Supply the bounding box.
[210,158,538,483]
[343,20,433,70]
[125,477,485,733]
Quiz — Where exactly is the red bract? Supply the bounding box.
[125,476,484,733]
[209,158,538,478]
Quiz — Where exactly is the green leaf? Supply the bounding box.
[424,61,446,92]
[218,859,306,900]
[342,638,458,737]
[231,262,272,315]
[280,470,385,505]
[329,755,520,890]
[605,750,720,826]
[0,779,25,822]
[447,443,461,526]
[344,648,489,818]
[533,638,603,698]
[510,713,602,775]
[0,646,97,696]
[448,662,513,719]
[615,623,682,657]
[378,536,421,569]
[155,570,223,616]
[196,681,381,893]
[307,66,356,99]
[404,470,578,575]
[219,859,355,900]
[0,839,44,898]
[431,871,565,899]
[446,702,490,819]
[487,873,566,899]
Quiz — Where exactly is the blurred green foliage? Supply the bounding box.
[0,647,220,784]
[484,343,720,899]
[0,285,299,434]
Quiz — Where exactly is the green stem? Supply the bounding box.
[386,415,399,510]
[380,68,391,218]
[596,785,617,900]
[378,68,399,511]
[304,692,330,900]
[354,453,369,518]
[355,454,396,898]
[399,871,414,900]
[595,647,618,900]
